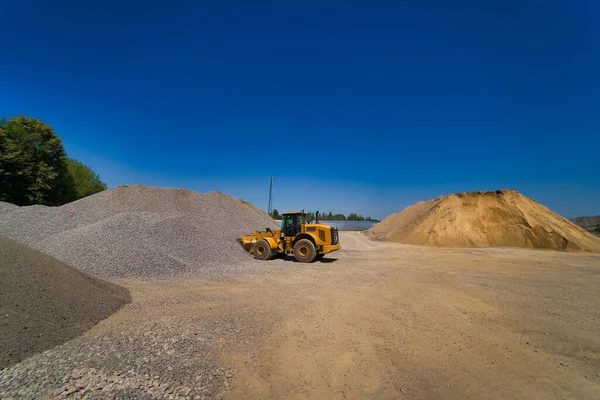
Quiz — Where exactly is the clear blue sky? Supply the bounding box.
[1,0,598,219]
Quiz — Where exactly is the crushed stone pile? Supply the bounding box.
[366,190,600,252]
[0,202,18,214]
[0,236,130,368]
[0,185,279,278]
[571,216,600,237]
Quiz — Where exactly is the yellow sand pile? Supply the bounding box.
[366,190,600,252]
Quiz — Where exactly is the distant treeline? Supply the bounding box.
[270,209,378,222]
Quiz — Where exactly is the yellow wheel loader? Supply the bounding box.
[240,211,341,262]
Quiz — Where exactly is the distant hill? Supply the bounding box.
[571,216,600,237]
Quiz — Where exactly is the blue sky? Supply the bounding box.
[1,0,598,219]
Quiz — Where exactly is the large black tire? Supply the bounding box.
[254,239,273,260]
[293,239,317,263]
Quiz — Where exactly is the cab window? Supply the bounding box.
[282,214,301,236]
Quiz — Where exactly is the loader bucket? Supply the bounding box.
[239,233,258,252]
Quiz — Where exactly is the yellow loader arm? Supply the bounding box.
[240,229,281,253]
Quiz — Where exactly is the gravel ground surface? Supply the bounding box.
[1,233,600,399]
[0,278,268,400]
[0,185,278,279]
[0,236,130,369]
[2,233,600,399]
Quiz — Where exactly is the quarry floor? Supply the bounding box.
[3,232,600,399]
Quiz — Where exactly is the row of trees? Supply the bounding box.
[270,209,378,222]
[0,116,107,206]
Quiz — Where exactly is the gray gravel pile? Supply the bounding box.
[571,215,600,236]
[0,202,17,214]
[0,185,278,278]
[0,236,130,369]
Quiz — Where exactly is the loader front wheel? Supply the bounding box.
[254,239,273,260]
[293,239,317,263]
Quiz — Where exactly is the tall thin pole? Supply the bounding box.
[268,176,273,215]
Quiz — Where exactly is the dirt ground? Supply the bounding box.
[223,233,600,399]
[2,232,600,399]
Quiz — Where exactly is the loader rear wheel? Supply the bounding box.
[254,240,273,260]
[293,239,317,263]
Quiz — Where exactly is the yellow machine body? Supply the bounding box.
[240,212,341,263]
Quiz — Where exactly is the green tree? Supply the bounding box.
[347,213,366,221]
[271,209,281,219]
[67,158,107,199]
[0,116,73,205]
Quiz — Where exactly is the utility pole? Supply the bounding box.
[268,176,273,216]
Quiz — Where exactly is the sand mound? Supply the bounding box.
[0,185,278,278]
[366,190,600,252]
[0,236,130,368]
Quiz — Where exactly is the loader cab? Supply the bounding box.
[281,212,305,237]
